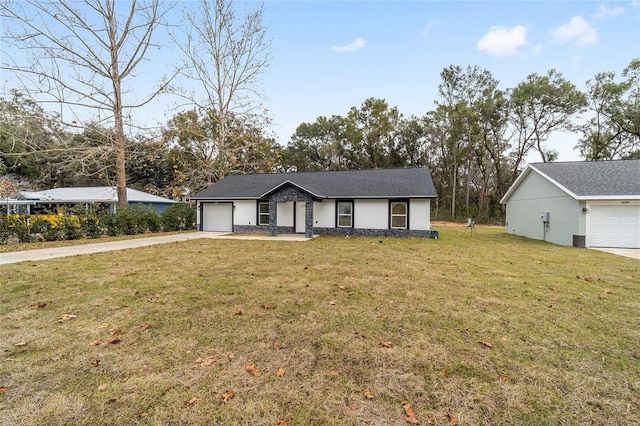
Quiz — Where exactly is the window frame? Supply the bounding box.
[257,201,270,226]
[389,200,409,229]
[336,200,354,228]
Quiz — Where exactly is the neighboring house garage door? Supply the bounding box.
[202,203,233,232]
[589,204,640,248]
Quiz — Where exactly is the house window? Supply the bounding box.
[390,202,408,229]
[258,202,270,225]
[337,201,353,228]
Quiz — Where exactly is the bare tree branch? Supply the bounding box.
[1,0,175,205]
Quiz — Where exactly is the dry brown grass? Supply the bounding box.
[1,225,639,425]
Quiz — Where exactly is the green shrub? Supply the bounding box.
[99,210,119,236]
[161,203,196,232]
[58,215,82,240]
[7,214,35,243]
[82,215,102,239]
[30,217,61,241]
[115,207,139,235]
[131,204,162,234]
[0,216,11,244]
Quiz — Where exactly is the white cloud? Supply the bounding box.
[591,3,626,19]
[552,16,598,47]
[477,25,528,56]
[419,19,444,37]
[331,37,366,53]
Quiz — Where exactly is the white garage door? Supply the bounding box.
[202,203,233,232]
[589,204,640,248]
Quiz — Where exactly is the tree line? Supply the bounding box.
[1,1,638,223]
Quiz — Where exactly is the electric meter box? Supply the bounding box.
[540,212,550,222]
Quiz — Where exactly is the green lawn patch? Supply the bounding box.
[1,226,638,425]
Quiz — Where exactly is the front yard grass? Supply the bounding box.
[1,226,638,425]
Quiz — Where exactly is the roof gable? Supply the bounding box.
[192,167,437,200]
[501,159,640,203]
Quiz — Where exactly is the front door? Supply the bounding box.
[295,202,306,233]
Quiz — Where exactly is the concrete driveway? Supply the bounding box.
[0,232,313,265]
[592,248,640,260]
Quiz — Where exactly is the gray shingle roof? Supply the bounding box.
[191,168,436,200]
[531,159,640,197]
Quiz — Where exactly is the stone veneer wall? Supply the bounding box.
[232,225,434,239]
[234,225,294,234]
[313,227,433,238]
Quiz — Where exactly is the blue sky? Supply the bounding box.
[255,0,639,160]
[2,1,639,162]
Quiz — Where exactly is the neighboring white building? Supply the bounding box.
[13,187,176,214]
[190,168,437,238]
[501,160,640,249]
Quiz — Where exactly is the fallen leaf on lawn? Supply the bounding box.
[14,341,27,347]
[139,324,149,330]
[59,314,76,322]
[330,370,338,376]
[277,421,288,426]
[478,341,493,348]
[626,275,635,280]
[90,359,101,366]
[329,301,336,305]
[111,330,122,337]
[234,311,242,316]
[259,304,276,310]
[427,417,435,425]
[245,364,261,377]
[379,341,393,348]
[98,323,109,329]
[273,341,280,350]
[110,306,120,311]
[220,390,234,402]
[0,386,7,393]
[89,338,101,346]
[108,336,121,344]
[188,397,200,405]
[447,412,458,425]
[364,389,374,399]
[29,303,47,310]
[401,401,419,424]
[97,384,108,391]
[276,367,286,377]
[199,355,218,367]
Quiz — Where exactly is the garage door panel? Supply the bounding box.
[589,205,640,248]
[203,203,233,232]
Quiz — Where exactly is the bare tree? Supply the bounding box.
[1,0,173,205]
[173,0,272,181]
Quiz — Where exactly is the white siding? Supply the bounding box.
[354,200,388,229]
[234,200,256,226]
[410,199,431,230]
[505,171,580,246]
[314,200,335,228]
[277,201,294,227]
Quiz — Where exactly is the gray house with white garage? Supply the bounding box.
[190,167,437,238]
[501,159,640,249]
